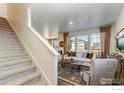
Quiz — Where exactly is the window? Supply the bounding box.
[90,33,100,50]
[68,36,76,51]
[77,35,88,50]
[68,32,101,52]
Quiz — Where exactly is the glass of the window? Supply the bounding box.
[90,33,100,50]
[77,35,88,51]
[69,36,76,51]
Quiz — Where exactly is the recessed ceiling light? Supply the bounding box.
[69,22,73,24]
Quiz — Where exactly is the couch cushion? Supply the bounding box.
[81,62,91,67]
[81,52,88,58]
[73,57,92,63]
[92,53,97,59]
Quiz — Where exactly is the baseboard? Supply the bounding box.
[7,19,52,85]
[58,76,79,85]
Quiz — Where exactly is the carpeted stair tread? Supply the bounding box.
[0,59,32,67]
[0,53,27,58]
[6,72,41,85]
[0,17,43,85]
[0,56,30,62]
[0,65,35,80]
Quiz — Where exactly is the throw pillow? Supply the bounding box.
[87,52,93,59]
[71,52,76,57]
[70,51,76,57]
[66,51,71,56]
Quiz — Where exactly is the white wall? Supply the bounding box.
[110,24,116,53]
[7,4,58,85]
[114,7,124,56]
[115,7,124,33]
[0,3,7,18]
[68,27,99,36]
[31,4,59,39]
[102,7,124,55]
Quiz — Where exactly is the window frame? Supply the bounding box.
[68,32,101,51]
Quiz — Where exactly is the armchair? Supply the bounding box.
[80,59,118,85]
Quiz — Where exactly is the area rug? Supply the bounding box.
[58,65,86,85]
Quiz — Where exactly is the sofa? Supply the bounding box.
[66,51,97,68]
[68,51,96,62]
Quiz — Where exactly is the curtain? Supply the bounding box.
[99,26,111,58]
[63,32,69,54]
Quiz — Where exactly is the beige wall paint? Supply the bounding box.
[7,4,58,85]
[59,32,64,41]
[0,3,7,18]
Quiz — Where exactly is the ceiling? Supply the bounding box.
[31,3,124,32]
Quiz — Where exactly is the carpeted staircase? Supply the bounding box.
[0,17,44,85]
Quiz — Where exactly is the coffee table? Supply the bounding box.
[70,61,82,72]
[60,59,74,68]
[60,59,90,72]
